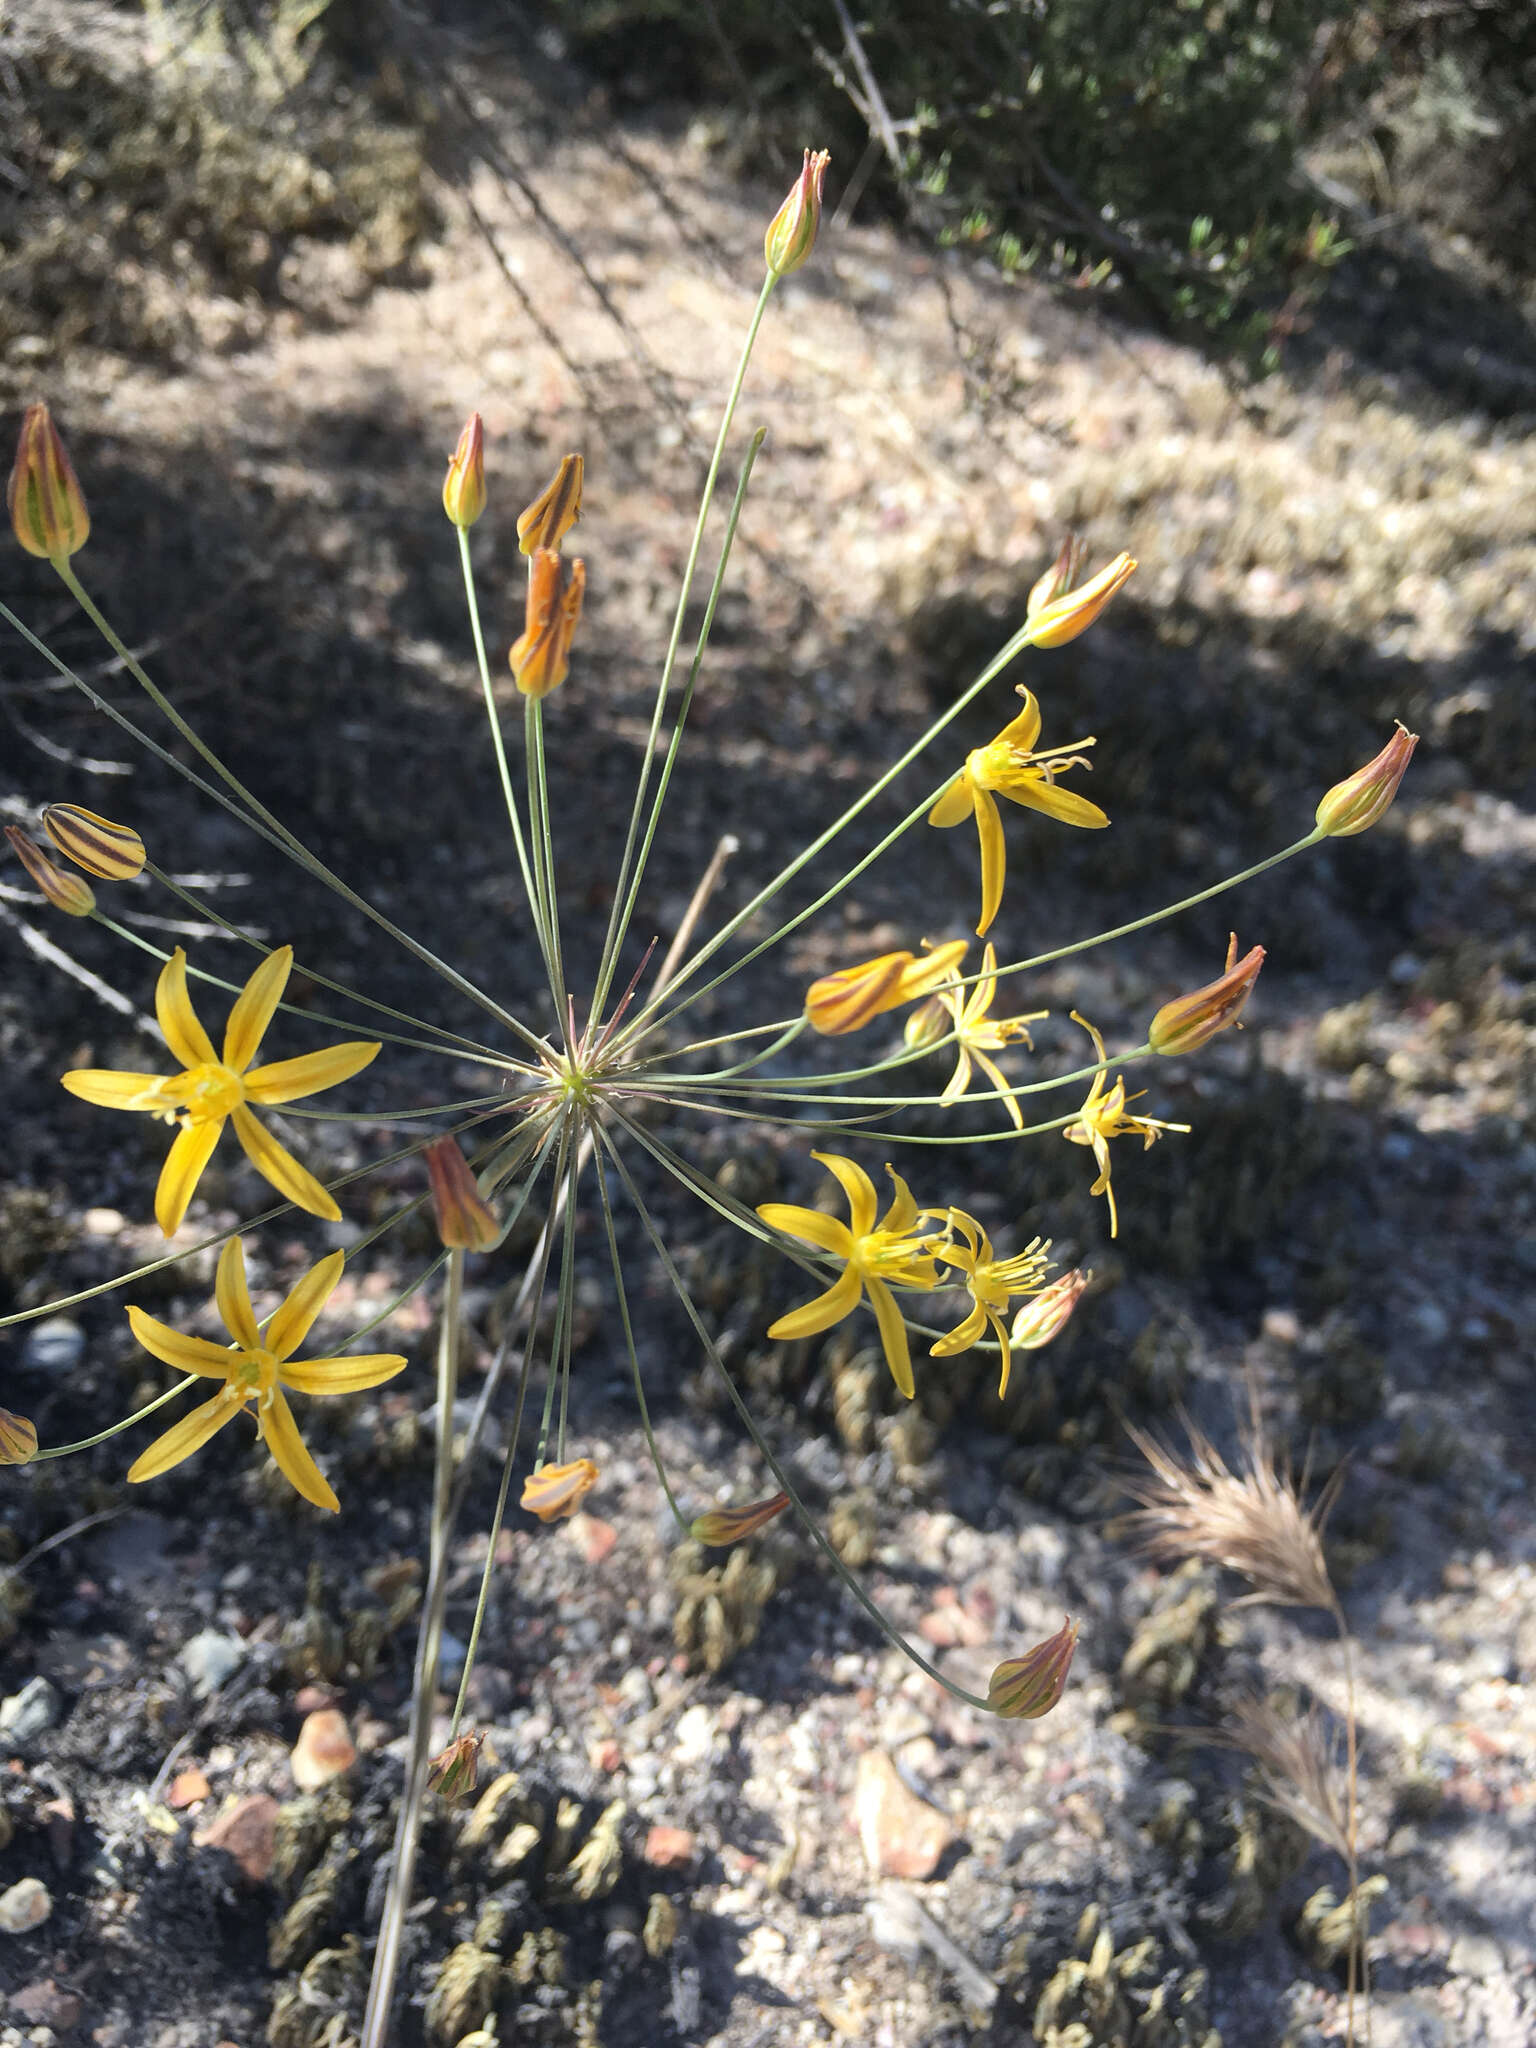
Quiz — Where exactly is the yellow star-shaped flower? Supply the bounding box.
[918,943,1047,1129]
[61,946,379,1236]
[1062,1013,1189,1237]
[928,691,1108,936]
[929,1209,1052,1397]
[126,1236,406,1511]
[757,1151,943,1399]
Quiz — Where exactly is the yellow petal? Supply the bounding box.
[155,1115,224,1236]
[811,1150,878,1238]
[222,946,292,1072]
[973,1049,1024,1130]
[229,1103,340,1221]
[257,1389,339,1512]
[214,1236,261,1350]
[127,1304,237,1378]
[60,1068,173,1111]
[998,691,1042,752]
[766,1265,862,1341]
[939,1047,973,1105]
[866,1277,915,1400]
[930,1302,987,1357]
[973,786,1006,938]
[927,774,973,830]
[242,1038,380,1104]
[281,1351,407,1395]
[1001,780,1109,830]
[755,1203,853,1258]
[878,1165,922,1234]
[155,948,218,1069]
[265,1250,345,1361]
[127,1386,246,1482]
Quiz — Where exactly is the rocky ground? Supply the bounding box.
[1,20,1534,2048]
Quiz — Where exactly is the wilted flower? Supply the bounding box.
[930,1209,1053,1397]
[1062,1013,1188,1237]
[425,1136,499,1250]
[1149,934,1266,1056]
[1010,1267,1091,1350]
[1315,723,1419,837]
[125,1236,407,1511]
[928,690,1108,936]
[757,1151,943,1400]
[522,1457,600,1522]
[510,547,586,698]
[5,826,96,916]
[8,401,90,562]
[427,1732,485,1801]
[690,1492,791,1546]
[764,149,830,278]
[60,946,380,1235]
[442,413,487,529]
[516,453,583,556]
[40,803,146,880]
[0,1407,38,1465]
[986,1615,1079,1717]
[804,939,967,1037]
[1020,551,1136,648]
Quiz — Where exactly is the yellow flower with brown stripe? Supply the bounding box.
[61,946,379,1236]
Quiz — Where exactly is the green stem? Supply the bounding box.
[593,1146,687,1531]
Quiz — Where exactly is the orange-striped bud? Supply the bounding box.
[424,1136,499,1250]
[442,413,487,529]
[986,1615,1079,1718]
[0,1407,38,1465]
[510,548,585,698]
[1026,535,1085,620]
[8,402,90,562]
[427,1731,484,1800]
[805,939,967,1037]
[690,1492,790,1546]
[1021,551,1136,648]
[764,149,830,277]
[1315,723,1419,837]
[521,1457,600,1523]
[1010,1268,1091,1351]
[5,826,96,916]
[516,454,583,556]
[1149,935,1265,1056]
[41,802,146,880]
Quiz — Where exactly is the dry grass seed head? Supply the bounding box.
[1224,1691,1352,1863]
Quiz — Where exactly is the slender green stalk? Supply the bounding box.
[32,1381,191,1459]
[594,1150,687,1531]
[525,697,566,1021]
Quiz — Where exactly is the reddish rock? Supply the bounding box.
[589,1738,623,1775]
[11,1978,83,2028]
[293,1684,340,1715]
[643,1824,696,1870]
[168,1768,211,1809]
[853,1749,956,1880]
[290,1708,357,1790]
[194,1794,279,1883]
[569,1512,618,1565]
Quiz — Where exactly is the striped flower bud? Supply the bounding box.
[521,1457,599,1523]
[0,1407,38,1465]
[764,149,830,278]
[1026,535,1085,620]
[41,802,146,880]
[510,548,586,698]
[516,454,583,556]
[8,402,90,562]
[427,1731,484,1800]
[1149,935,1265,1056]
[806,939,968,1037]
[1315,723,1419,838]
[442,413,487,529]
[1010,1267,1091,1351]
[1021,550,1136,648]
[424,1136,499,1250]
[690,1492,790,1546]
[5,827,96,916]
[986,1616,1079,1718]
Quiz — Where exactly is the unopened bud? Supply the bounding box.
[516,453,583,556]
[986,1615,1079,1718]
[0,1406,38,1465]
[1315,723,1419,837]
[764,149,830,278]
[1010,1268,1091,1351]
[424,1136,499,1250]
[8,402,90,562]
[903,995,950,1051]
[521,1456,599,1523]
[690,1492,790,1546]
[5,826,96,916]
[1026,535,1085,620]
[510,548,585,698]
[41,802,145,879]
[427,1731,484,1801]
[1149,934,1265,1055]
[805,939,966,1037]
[1022,550,1136,648]
[442,413,487,529]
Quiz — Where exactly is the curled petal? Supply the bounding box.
[229,1103,340,1221]
[866,1276,916,1401]
[127,1385,247,1483]
[223,946,292,1072]
[878,1164,923,1235]
[521,1457,599,1523]
[766,1264,862,1341]
[993,692,1043,754]
[155,949,218,1070]
[155,1116,225,1236]
[811,1149,878,1238]
[986,1616,1079,1718]
[281,1351,407,1396]
[973,786,1006,938]
[214,1236,262,1351]
[690,1492,791,1546]
[127,1304,239,1377]
[265,1249,346,1362]
[0,1408,39,1464]
[243,1039,380,1106]
[257,1388,339,1512]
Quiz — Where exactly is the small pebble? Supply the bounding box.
[19,1317,84,1375]
[0,1676,62,1749]
[290,1708,357,1790]
[0,1876,53,1933]
[194,1794,279,1883]
[642,1824,696,1870]
[10,1976,82,2027]
[179,1629,245,1700]
[853,1749,956,1880]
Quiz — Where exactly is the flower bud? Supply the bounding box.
[1149,935,1265,1056]
[986,1615,1079,1718]
[0,1406,38,1465]
[516,453,583,556]
[8,402,90,562]
[522,1456,599,1523]
[41,802,146,880]
[427,1731,484,1801]
[690,1492,790,1546]
[903,995,949,1052]
[805,939,966,1037]
[1026,535,1085,620]
[1010,1268,1091,1351]
[510,548,585,698]
[425,1136,499,1250]
[764,149,830,277]
[1021,550,1136,648]
[442,413,487,529]
[1315,723,1419,837]
[5,826,96,916]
